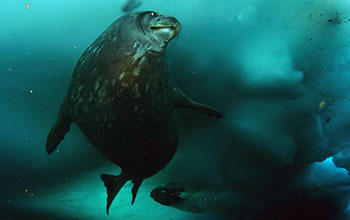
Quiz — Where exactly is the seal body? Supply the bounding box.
[46,11,222,214]
[67,19,177,179]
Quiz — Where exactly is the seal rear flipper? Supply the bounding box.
[46,112,72,154]
[131,178,143,205]
[174,88,223,118]
[101,173,128,215]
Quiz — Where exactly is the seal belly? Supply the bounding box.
[70,68,177,178]
[76,108,178,178]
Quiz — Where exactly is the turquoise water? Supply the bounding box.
[1,0,350,219]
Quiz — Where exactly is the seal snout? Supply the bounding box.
[150,16,181,43]
[151,17,181,34]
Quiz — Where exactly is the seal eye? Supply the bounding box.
[150,12,159,17]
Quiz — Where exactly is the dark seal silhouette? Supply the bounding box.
[151,182,205,213]
[46,11,222,214]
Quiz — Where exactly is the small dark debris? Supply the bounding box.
[309,38,312,41]
[326,117,331,123]
[328,19,333,22]
[122,0,142,13]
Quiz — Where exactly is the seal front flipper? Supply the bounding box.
[174,87,223,118]
[46,111,72,154]
[101,173,128,215]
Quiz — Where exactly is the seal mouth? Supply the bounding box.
[150,25,178,34]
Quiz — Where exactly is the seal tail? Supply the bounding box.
[100,173,128,215]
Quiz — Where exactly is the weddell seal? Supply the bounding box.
[151,183,205,213]
[46,11,223,214]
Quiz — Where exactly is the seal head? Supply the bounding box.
[146,11,181,51]
[117,11,180,54]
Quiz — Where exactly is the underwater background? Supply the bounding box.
[1,0,350,219]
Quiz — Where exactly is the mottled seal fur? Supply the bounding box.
[46,11,222,214]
